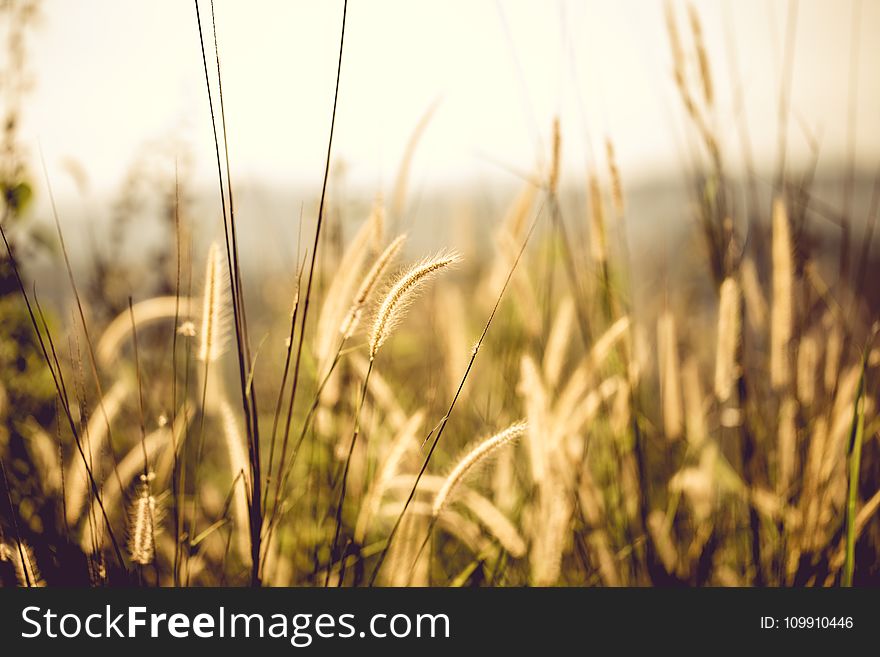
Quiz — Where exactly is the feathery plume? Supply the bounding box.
[462,490,526,558]
[687,3,713,107]
[740,257,768,332]
[777,396,798,496]
[543,296,575,388]
[715,277,741,401]
[519,356,548,484]
[549,117,561,194]
[824,315,842,393]
[665,0,686,91]
[606,139,624,216]
[658,311,683,440]
[797,333,818,405]
[770,198,793,390]
[341,234,406,339]
[219,398,251,560]
[682,357,707,448]
[588,175,607,265]
[2,540,45,587]
[369,251,460,359]
[316,206,381,364]
[529,479,570,586]
[370,194,385,249]
[127,473,160,566]
[198,242,231,363]
[432,421,527,517]
[648,510,679,574]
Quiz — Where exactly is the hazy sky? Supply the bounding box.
[15,0,880,199]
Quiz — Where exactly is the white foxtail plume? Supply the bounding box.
[714,277,741,402]
[391,102,437,221]
[316,207,380,366]
[81,411,192,551]
[770,198,793,390]
[740,257,767,332]
[198,242,231,363]
[588,175,607,265]
[657,311,683,440]
[340,234,406,339]
[127,473,160,566]
[370,194,385,249]
[606,139,624,216]
[543,297,575,388]
[529,478,570,586]
[218,398,251,560]
[461,490,526,558]
[682,357,707,449]
[591,316,630,367]
[432,421,527,518]
[2,540,45,587]
[647,510,679,574]
[369,251,460,359]
[549,117,561,194]
[777,395,797,496]
[687,3,713,107]
[797,333,818,405]
[823,314,842,393]
[519,356,548,484]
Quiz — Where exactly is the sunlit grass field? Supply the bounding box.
[1,0,878,587]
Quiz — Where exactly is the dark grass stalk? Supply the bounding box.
[194,0,264,585]
[210,0,252,368]
[207,4,265,554]
[263,257,304,515]
[0,217,125,567]
[273,0,349,545]
[367,203,544,587]
[262,207,304,501]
